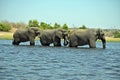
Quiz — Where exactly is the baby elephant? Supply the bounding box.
[12,27,40,45]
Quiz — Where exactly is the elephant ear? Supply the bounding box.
[28,28,36,37]
[28,27,40,36]
[28,28,34,33]
[55,29,63,39]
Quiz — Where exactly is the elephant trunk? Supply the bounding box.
[101,36,106,49]
[63,36,69,46]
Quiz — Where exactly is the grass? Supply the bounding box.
[0,32,120,42]
[105,37,120,42]
[0,32,13,40]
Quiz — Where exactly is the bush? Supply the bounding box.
[62,23,68,30]
[0,22,11,31]
[28,19,39,27]
[53,23,61,29]
[79,25,87,29]
[114,31,120,38]
[40,22,53,29]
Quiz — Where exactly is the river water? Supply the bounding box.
[0,40,120,80]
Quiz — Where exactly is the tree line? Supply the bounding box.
[0,20,88,31]
[0,19,120,38]
[27,20,70,30]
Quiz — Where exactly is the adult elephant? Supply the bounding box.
[39,29,69,46]
[68,29,106,48]
[12,27,40,45]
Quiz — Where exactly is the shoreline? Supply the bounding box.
[0,32,120,42]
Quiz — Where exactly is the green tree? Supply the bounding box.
[28,19,39,27]
[62,23,68,30]
[79,25,87,29]
[40,22,46,29]
[114,31,120,38]
[0,21,11,31]
[47,24,53,29]
[28,20,32,27]
[53,23,61,29]
[40,22,53,29]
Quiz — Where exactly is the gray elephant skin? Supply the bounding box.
[39,29,69,46]
[68,29,106,48]
[12,27,40,45]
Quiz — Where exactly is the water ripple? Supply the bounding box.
[0,40,120,80]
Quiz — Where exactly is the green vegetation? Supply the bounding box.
[0,32,13,40]
[114,31,120,38]
[40,22,52,29]
[28,19,39,27]
[79,25,87,29]
[0,20,120,42]
[27,19,69,30]
[62,23,69,30]
[0,20,69,31]
[106,37,120,42]
[0,21,11,31]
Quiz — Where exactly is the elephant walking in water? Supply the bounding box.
[68,29,106,48]
[39,29,69,46]
[12,27,40,45]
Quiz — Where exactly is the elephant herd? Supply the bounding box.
[12,27,106,48]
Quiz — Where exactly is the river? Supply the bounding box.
[0,40,120,80]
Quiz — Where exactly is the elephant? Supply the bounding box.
[12,27,40,45]
[39,29,69,46]
[68,29,106,48]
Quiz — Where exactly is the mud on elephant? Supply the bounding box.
[68,29,106,48]
[12,27,40,45]
[39,29,69,46]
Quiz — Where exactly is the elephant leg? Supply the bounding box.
[54,38,61,46]
[54,43,61,46]
[41,42,50,46]
[89,39,96,48]
[12,40,20,45]
[30,42,35,45]
[29,37,35,45]
[55,41,61,46]
[69,39,78,47]
[43,43,50,46]
[41,40,50,46]
[54,41,61,46]
[57,43,61,46]
[69,40,72,47]
[12,40,16,45]
[69,42,77,47]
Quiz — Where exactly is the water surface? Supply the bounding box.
[0,40,120,80]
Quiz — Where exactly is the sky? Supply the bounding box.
[0,0,120,29]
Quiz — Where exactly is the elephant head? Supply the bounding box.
[61,30,69,46]
[96,29,106,48]
[28,27,40,37]
[54,29,69,46]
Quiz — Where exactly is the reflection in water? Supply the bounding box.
[0,40,120,80]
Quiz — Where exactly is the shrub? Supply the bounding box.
[40,22,53,29]
[0,22,11,31]
[79,25,87,29]
[114,31,120,38]
[62,23,68,30]
[28,19,39,27]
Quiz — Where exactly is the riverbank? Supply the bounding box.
[0,32,13,40]
[0,31,120,42]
